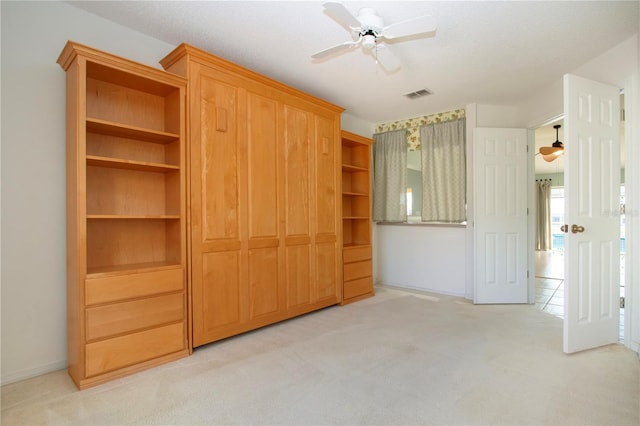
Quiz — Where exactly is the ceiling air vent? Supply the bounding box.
[404,88,432,99]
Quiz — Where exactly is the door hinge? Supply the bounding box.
[620,296,625,309]
[527,270,530,278]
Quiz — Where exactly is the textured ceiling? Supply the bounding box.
[67,1,638,127]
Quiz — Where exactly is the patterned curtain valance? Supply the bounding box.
[374,108,465,150]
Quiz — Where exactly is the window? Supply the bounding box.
[373,117,466,224]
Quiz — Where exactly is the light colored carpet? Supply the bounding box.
[2,286,639,425]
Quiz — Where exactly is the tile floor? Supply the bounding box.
[535,276,564,318]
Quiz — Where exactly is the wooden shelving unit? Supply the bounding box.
[341,130,374,304]
[58,41,189,389]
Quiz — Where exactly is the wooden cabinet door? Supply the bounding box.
[313,114,341,303]
[190,64,245,346]
[191,65,286,346]
[282,105,314,310]
[282,105,341,311]
[245,91,282,321]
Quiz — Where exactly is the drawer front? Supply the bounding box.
[344,276,373,300]
[85,322,185,378]
[343,260,372,282]
[343,245,371,263]
[86,293,184,341]
[86,268,183,305]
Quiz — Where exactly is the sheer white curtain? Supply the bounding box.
[373,129,407,222]
[536,179,552,251]
[420,118,466,222]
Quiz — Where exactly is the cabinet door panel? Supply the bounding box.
[283,106,310,237]
[200,251,241,332]
[286,245,311,308]
[248,247,280,318]
[199,76,240,242]
[316,242,339,301]
[315,115,338,236]
[247,93,278,239]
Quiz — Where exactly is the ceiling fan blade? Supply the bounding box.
[323,2,361,31]
[539,146,563,156]
[312,39,360,59]
[382,14,437,39]
[374,45,401,72]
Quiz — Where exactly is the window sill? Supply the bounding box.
[375,221,467,228]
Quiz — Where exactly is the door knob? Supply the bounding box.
[560,224,568,233]
[571,224,585,233]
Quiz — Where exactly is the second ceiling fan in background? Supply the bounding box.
[540,124,564,162]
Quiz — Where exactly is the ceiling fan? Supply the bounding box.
[311,2,437,71]
[539,124,564,162]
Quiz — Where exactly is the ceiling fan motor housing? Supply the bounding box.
[356,7,384,49]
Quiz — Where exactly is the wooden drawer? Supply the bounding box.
[86,292,184,341]
[343,245,371,263]
[86,268,183,305]
[85,322,185,377]
[344,276,373,300]
[344,260,372,282]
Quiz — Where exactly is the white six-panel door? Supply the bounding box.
[563,74,621,353]
[474,128,529,304]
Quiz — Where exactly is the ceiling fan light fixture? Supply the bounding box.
[362,33,376,50]
[542,151,562,162]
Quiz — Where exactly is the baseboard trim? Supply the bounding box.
[375,281,466,299]
[1,360,67,386]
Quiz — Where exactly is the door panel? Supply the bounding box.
[563,74,620,353]
[248,247,279,318]
[283,105,314,307]
[284,106,311,237]
[316,242,339,301]
[474,128,529,304]
[201,251,240,332]
[247,93,278,239]
[315,115,338,236]
[200,77,239,242]
[286,245,311,308]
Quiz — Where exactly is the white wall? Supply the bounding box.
[375,224,466,297]
[516,35,638,128]
[0,1,177,384]
[341,113,375,137]
[375,102,523,300]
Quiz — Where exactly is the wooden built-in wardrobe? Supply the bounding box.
[160,44,344,347]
